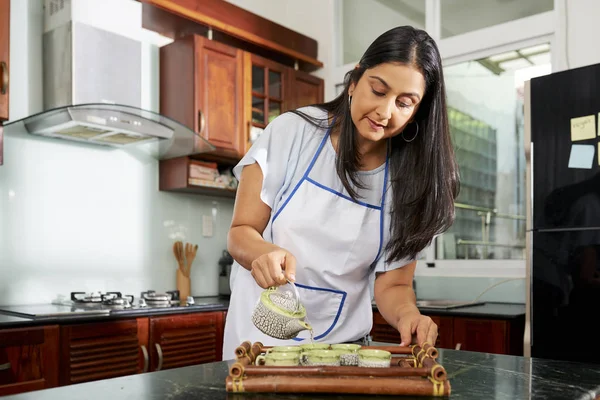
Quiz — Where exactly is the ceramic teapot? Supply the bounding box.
[251,281,312,340]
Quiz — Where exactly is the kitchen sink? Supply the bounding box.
[415,300,485,310]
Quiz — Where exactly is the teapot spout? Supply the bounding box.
[284,319,312,339]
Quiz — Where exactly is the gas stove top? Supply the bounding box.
[0,289,224,320]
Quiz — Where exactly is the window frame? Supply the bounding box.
[332,0,566,277]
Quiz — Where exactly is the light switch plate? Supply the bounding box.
[202,215,213,237]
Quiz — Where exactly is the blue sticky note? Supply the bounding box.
[568,144,594,169]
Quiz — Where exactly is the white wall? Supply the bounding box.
[341,0,424,65]
[558,0,600,71]
[224,0,336,101]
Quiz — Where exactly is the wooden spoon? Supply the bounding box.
[184,243,198,277]
[173,241,185,274]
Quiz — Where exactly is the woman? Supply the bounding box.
[222,26,459,359]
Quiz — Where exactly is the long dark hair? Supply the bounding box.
[291,26,459,263]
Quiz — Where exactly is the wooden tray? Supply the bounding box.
[226,341,451,397]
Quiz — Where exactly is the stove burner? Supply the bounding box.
[102,295,134,308]
[141,290,180,305]
[71,291,122,303]
[70,292,135,308]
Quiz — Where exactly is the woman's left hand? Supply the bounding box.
[396,311,438,347]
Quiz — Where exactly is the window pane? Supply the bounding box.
[437,43,552,260]
[341,0,425,65]
[441,0,553,38]
[252,96,265,124]
[268,70,282,99]
[268,100,281,124]
[252,65,264,94]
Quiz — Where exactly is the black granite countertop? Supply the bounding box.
[0,296,230,328]
[0,297,522,330]
[0,314,36,328]
[2,347,598,400]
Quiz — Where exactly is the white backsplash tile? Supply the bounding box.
[0,132,234,305]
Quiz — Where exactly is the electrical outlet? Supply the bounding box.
[202,215,213,237]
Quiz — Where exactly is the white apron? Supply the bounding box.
[222,127,389,360]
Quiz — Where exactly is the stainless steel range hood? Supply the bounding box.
[4,102,214,160]
[3,1,214,160]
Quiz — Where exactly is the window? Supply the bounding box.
[436,43,552,260]
[440,0,553,38]
[340,0,425,65]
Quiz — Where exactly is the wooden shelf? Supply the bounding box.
[159,156,237,198]
[141,0,323,72]
[175,184,237,198]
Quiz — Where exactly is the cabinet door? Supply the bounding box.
[428,315,454,349]
[0,326,59,396]
[196,37,244,160]
[370,310,400,343]
[60,318,149,385]
[286,69,324,112]
[243,52,287,152]
[149,311,224,371]
[0,0,9,121]
[453,318,508,354]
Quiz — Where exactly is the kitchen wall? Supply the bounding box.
[0,0,338,306]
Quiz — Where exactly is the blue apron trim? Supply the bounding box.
[306,177,381,210]
[272,125,332,223]
[290,282,347,341]
[372,152,390,266]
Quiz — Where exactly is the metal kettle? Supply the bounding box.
[218,250,234,296]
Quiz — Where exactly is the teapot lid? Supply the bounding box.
[260,286,306,318]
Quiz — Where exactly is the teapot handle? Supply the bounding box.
[287,279,301,312]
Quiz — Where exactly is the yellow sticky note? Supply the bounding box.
[570,115,596,141]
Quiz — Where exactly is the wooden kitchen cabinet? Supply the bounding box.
[160,35,325,164]
[149,311,224,371]
[371,310,524,356]
[243,52,287,153]
[0,325,59,396]
[59,318,149,386]
[0,0,9,122]
[286,68,324,113]
[242,52,324,153]
[0,0,10,166]
[160,35,245,161]
[371,310,454,349]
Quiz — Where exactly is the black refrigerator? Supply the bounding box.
[526,62,600,364]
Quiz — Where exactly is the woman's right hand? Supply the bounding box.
[250,249,297,289]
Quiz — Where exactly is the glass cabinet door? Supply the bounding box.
[249,56,284,128]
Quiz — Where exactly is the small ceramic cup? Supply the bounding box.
[265,345,303,355]
[357,349,392,368]
[299,343,330,351]
[255,351,300,366]
[302,349,340,366]
[331,343,361,366]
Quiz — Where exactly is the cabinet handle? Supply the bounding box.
[155,343,163,371]
[0,362,10,371]
[0,62,8,95]
[141,345,149,373]
[198,110,206,136]
[455,343,462,350]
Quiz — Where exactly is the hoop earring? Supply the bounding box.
[402,121,419,142]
